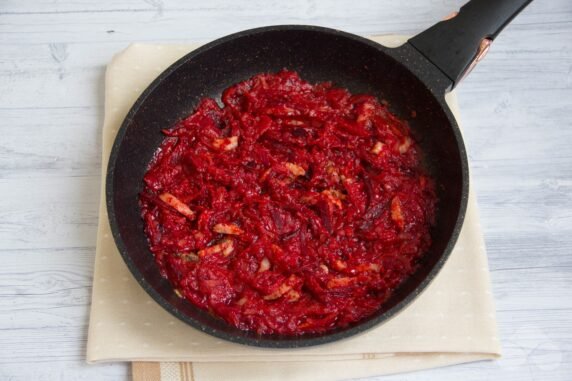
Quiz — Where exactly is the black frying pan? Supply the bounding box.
[106,0,531,347]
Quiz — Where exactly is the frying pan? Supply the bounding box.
[106,0,531,347]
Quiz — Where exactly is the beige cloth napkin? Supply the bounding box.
[87,35,501,381]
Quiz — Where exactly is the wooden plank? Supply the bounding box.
[0,177,100,250]
[0,108,103,178]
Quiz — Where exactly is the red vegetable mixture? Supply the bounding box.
[140,70,436,335]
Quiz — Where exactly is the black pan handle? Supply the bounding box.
[408,0,532,89]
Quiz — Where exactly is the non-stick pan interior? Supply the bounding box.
[108,26,466,347]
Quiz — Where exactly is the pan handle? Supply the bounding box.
[408,0,532,89]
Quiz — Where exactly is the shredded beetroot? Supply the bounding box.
[140,70,436,335]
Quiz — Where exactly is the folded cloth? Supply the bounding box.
[86,35,501,381]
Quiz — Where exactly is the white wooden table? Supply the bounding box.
[1,1,571,380]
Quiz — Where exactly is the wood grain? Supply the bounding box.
[1,0,571,380]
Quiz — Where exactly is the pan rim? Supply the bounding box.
[105,24,469,348]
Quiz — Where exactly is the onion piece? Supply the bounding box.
[198,239,234,258]
[213,223,244,235]
[213,136,238,151]
[285,162,306,177]
[391,196,405,229]
[371,141,384,154]
[258,257,271,272]
[159,192,195,220]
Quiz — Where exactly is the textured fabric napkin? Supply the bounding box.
[87,35,501,381]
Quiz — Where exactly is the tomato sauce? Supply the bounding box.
[140,70,436,335]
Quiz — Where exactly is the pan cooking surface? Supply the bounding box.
[139,69,439,336]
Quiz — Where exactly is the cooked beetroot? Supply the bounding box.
[140,70,436,335]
